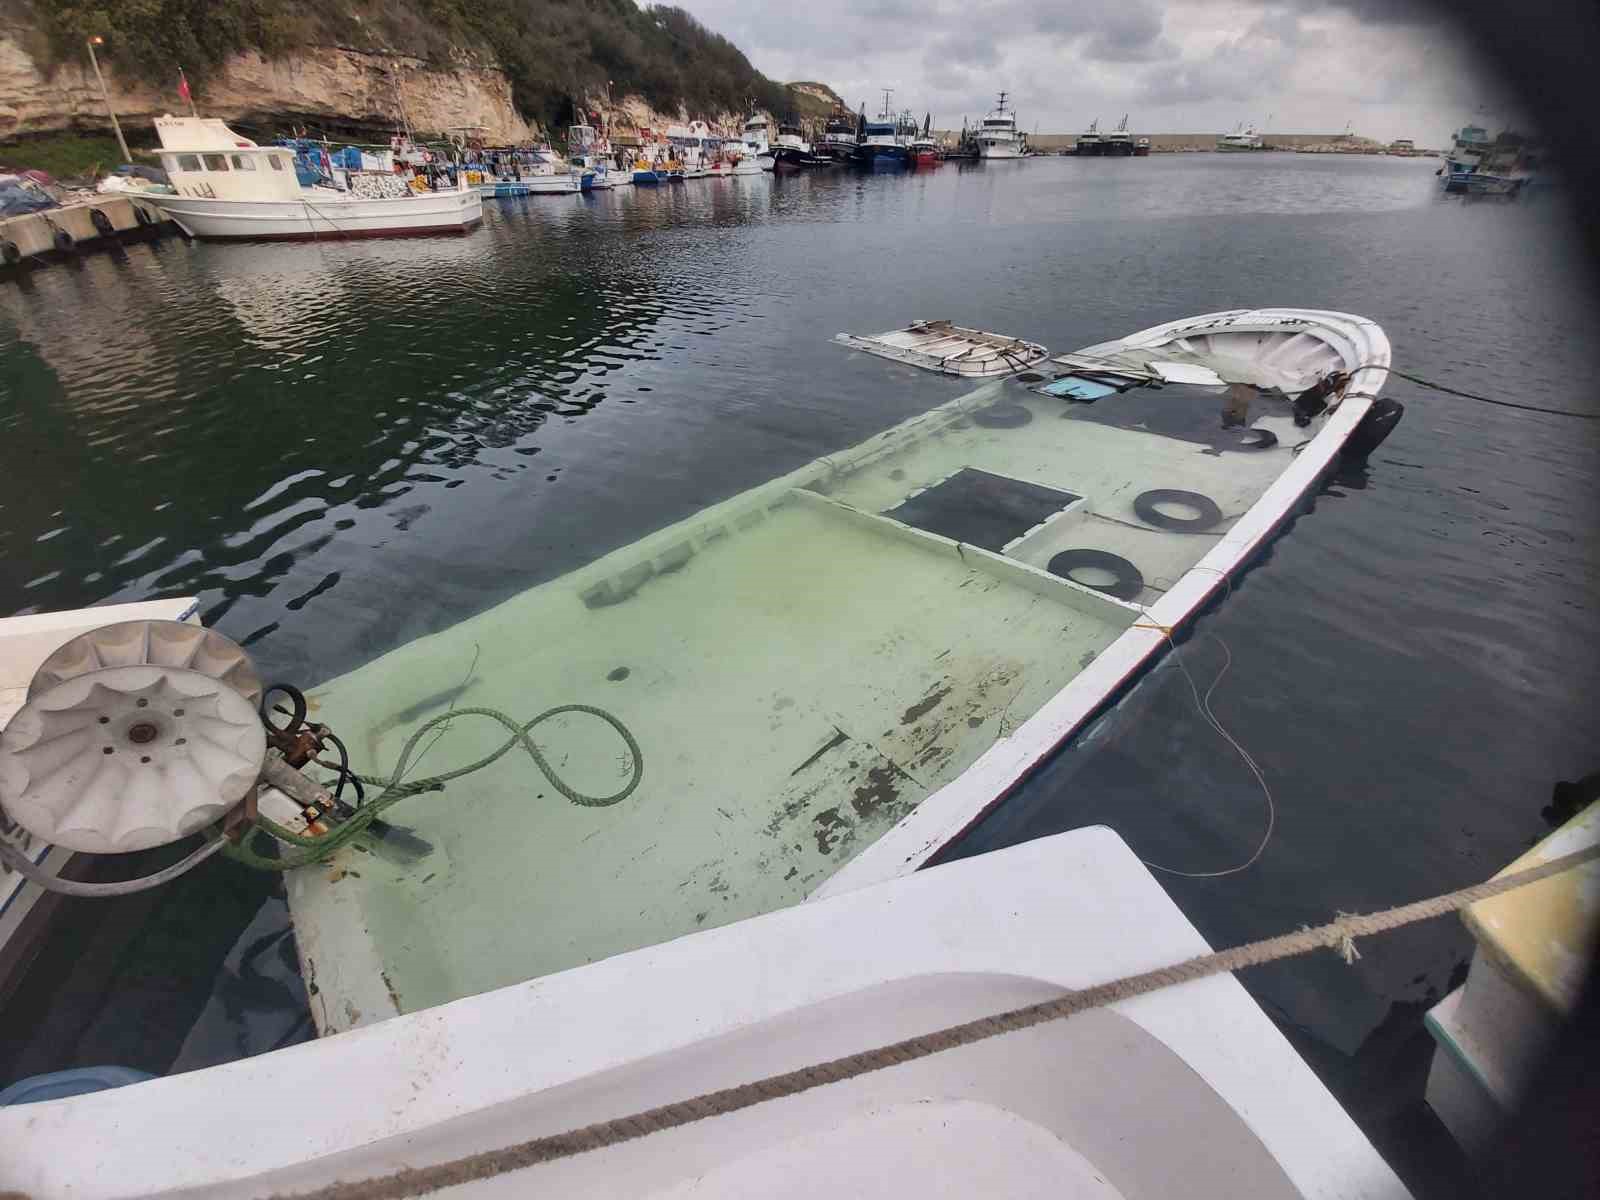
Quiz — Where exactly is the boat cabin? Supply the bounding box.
[154,115,302,201]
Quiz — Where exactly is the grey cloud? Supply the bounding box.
[925,31,1002,71]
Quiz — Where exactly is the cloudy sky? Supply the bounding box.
[675,0,1516,144]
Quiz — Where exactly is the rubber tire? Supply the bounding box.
[1133,488,1224,532]
[90,209,115,236]
[1047,549,1145,601]
[0,240,18,266]
[973,402,1033,429]
[133,205,154,227]
[51,229,73,253]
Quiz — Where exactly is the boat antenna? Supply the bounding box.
[881,87,893,118]
[389,57,415,144]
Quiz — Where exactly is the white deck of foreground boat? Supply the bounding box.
[289,373,1321,1029]
[0,829,1409,1199]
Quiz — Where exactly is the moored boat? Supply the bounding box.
[1103,115,1136,157]
[1135,136,1151,156]
[1076,119,1104,157]
[976,91,1023,159]
[860,92,910,170]
[1218,123,1265,151]
[739,112,776,172]
[820,109,863,163]
[909,112,940,167]
[143,116,482,241]
[567,121,616,189]
[768,122,827,172]
[252,308,1401,1031]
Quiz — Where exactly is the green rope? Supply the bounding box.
[223,705,643,872]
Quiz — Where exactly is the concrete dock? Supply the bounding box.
[1,194,178,275]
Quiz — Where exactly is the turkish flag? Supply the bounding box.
[178,72,191,102]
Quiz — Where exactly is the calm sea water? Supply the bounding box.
[2,154,1597,1193]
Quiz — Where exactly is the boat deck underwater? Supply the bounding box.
[293,359,1326,1029]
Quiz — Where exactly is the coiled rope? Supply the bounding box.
[265,840,1599,1200]
[225,705,643,871]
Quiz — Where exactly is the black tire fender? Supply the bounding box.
[1133,488,1224,532]
[1046,549,1145,601]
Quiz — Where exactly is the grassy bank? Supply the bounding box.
[0,133,152,179]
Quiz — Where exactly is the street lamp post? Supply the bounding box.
[85,36,132,164]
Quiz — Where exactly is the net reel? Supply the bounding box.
[0,621,336,894]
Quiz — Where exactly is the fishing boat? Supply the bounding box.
[1076,119,1104,157]
[740,112,775,172]
[909,114,941,168]
[1218,124,1266,152]
[567,122,616,189]
[820,110,863,163]
[768,122,824,172]
[1103,116,1136,157]
[146,307,1395,1035]
[976,92,1023,159]
[668,122,716,178]
[860,92,910,170]
[1135,136,1151,156]
[143,116,482,240]
[1444,124,1493,176]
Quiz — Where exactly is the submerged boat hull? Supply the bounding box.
[284,308,1392,1032]
[145,188,482,240]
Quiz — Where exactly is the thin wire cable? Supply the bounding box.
[1377,365,1598,420]
[1132,571,1275,879]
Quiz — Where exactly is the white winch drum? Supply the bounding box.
[27,619,263,708]
[0,664,266,854]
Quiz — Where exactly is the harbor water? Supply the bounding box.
[1,154,1596,1194]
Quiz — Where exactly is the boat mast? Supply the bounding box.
[881,87,894,119]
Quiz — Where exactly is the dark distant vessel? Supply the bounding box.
[820,110,862,163]
[1076,120,1104,157]
[1102,116,1136,157]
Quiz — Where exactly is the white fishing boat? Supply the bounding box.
[130,306,1389,1033]
[835,319,1049,376]
[977,91,1023,159]
[0,823,1408,1198]
[567,122,616,189]
[143,116,481,241]
[741,112,775,171]
[1218,123,1266,152]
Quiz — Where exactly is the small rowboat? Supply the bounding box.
[834,319,1050,376]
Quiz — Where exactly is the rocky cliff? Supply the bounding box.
[0,35,535,145]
